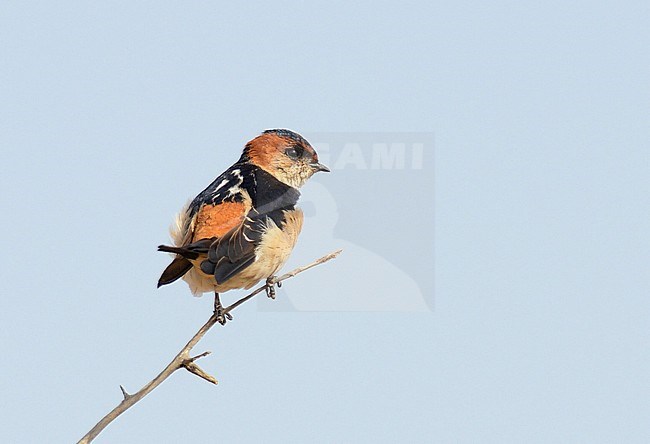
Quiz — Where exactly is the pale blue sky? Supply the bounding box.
[1,1,648,443]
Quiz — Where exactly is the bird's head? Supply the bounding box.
[241,129,330,188]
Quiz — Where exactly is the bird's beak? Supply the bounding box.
[310,162,330,173]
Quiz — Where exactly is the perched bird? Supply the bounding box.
[157,129,329,324]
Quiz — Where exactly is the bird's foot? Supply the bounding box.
[265,277,281,299]
[213,294,233,325]
[214,305,233,326]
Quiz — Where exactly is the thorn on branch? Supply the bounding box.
[119,385,132,401]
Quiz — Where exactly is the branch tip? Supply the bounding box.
[182,361,218,385]
[188,351,212,363]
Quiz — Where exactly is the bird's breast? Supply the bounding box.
[255,208,304,264]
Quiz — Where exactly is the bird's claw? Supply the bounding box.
[215,309,233,326]
[265,277,279,299]
[213,303,233,326]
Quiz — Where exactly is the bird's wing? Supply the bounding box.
[157,164,253,287]
[199,211,268,284]
[185,174,256,284]
[156,199,249,287]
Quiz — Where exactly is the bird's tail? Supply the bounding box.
[157,245,196,288]
[158,244,189,255]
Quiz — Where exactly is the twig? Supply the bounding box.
[187,351,212,362]
[182,361,218,385]
[182,351,216,385]
[76,249,341,444]
[222,249,343,313]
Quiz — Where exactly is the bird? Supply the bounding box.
[157,129,329,324]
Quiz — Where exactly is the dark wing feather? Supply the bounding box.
[213,255,257,284]
[203,213,267,284]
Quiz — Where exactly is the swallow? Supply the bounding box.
[157,129,329,324]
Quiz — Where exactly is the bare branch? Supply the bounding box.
[222,249,343,314]
[76,249,341,444]
[273,249,343,284]
[182,361,218,385]
[187,351,212,362]
[182,351,217,384]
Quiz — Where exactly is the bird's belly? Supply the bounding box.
[182,262,217,295]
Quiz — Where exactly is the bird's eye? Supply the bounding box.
[285,146,302,159]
